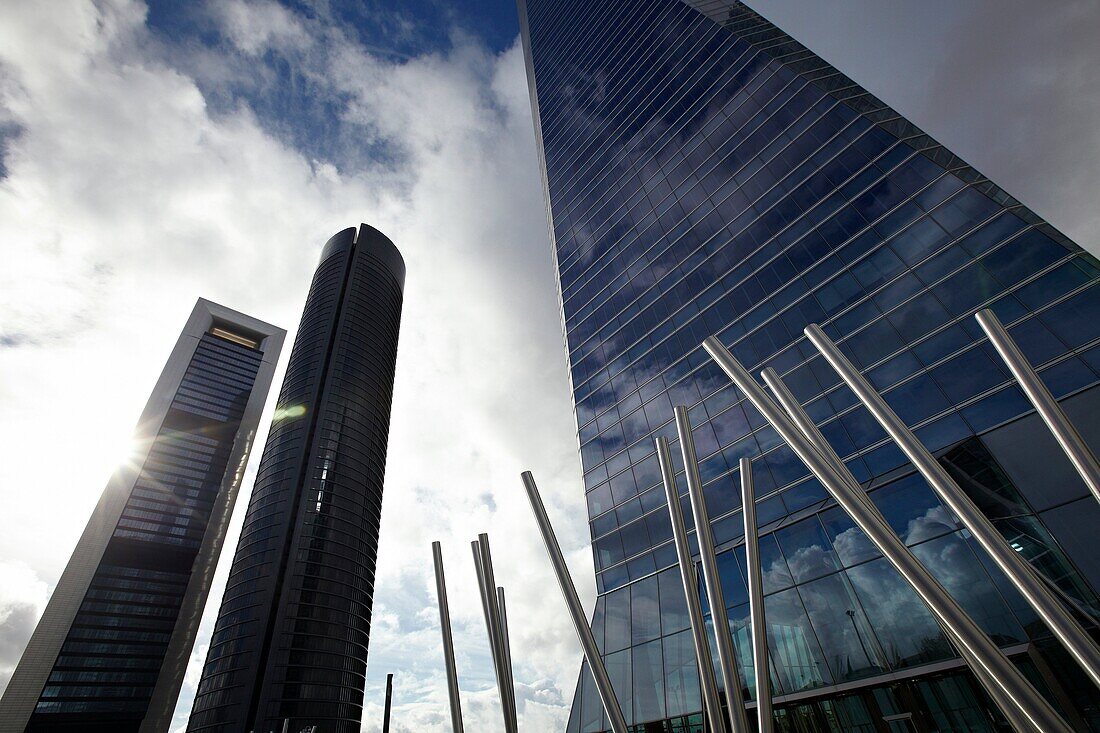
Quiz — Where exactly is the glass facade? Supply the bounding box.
[18,322,277,733]
[515,0,1100,730]
[186,224,404,733]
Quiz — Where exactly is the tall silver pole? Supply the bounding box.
[675,407,751,733]
[471,541,515,733]
[975,308,1100,506]
[656,437,726,733]
[477,534,518,733]
[703,335,1074,733]
[431,542,464,733]
[739,458,774,733]
[805,323,1100,692]
[520,471,630,733]
[761,368,1040,733]
[497,586,516,715]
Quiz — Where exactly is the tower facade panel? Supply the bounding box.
[0,300,285,733]
[516,0,1100,729]
[187,224,404,733]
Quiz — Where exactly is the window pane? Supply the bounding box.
[663,629,701,719]
[774,516,841,583]
[605,649,633,726]
[631,575,662,645]
[604,586,631,653]
[657,565,691,635]
[764,587,831,692]
[758,534,795,593]
[846,559,951,668]
[633,638,666,724]
[910,531,1026,645]
[819,506,880,566]
[797,574,886,682]
[870,473,956,545]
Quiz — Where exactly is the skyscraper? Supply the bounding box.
[187,224,405,733]
[0,299,285,733]
[517,0,1100,730]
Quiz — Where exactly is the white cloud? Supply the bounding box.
[211,0,312,56]
[0,562,50,692]
[0,1,590,731]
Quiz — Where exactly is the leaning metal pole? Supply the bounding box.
[703,335,1074,733]
[739,458,773,733]
[675,407,751,733]
[761,368,1039,733]
[805,322,1100,692]
[472,541,515,733]
[477,535,518,733]
[431,542,464,733]
[656,437,726,733]
[497,586,516,713]
[382,673,393,733]
[520,471,629,733]
[975,308,1100,506]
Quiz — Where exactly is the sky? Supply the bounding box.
[0,1,1097,732]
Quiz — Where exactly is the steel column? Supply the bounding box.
[703,334,1074,733]
[431,542,464,733]
[477,533,518,732]
[497,586,515,712]
[761,368,1039,732]
[472,540,516,733]
[656,437,726,732]
[382,673,393,733]
[520,471,629,733]
[739,458,774,733]
[675,407,751,733]
[975,308,1100,505]
[805,322,1100,692]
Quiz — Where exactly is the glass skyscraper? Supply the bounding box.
[516,0,1100,730]
[0,299,285,733]
[187,224,404,733]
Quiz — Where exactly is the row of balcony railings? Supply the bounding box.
[429,308,1100,733]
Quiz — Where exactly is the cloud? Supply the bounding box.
[0,562,50,692]
[210,0,311,56]
[0,1,590,731]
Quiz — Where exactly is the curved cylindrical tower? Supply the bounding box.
[187,224,404,733]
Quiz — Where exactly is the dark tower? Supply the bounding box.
[187,224,405,733]
[517,0,1100,729]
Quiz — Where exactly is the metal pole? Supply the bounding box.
[739,458,774,733]
[432,542,464,733]
[520,471,629,733]
[472,541,514,733]
[382,673,393,733]
[656,436,726,733]
[497,586,516,717]
[675,407,751,733]
[703,335,1074,733]
[477,535,517,732]
[805,323,1100,692]
[761,368,1039,733]
[975,308,1100,506]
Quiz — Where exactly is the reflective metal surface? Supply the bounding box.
[704,335,1074,733]
[521,471,629,733]
[806,322,1100,692]
[656,436,725,733]
[739,458,774,733]
[432,542,464,732]
[675,407,750,733]
[976,307,1100,506]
